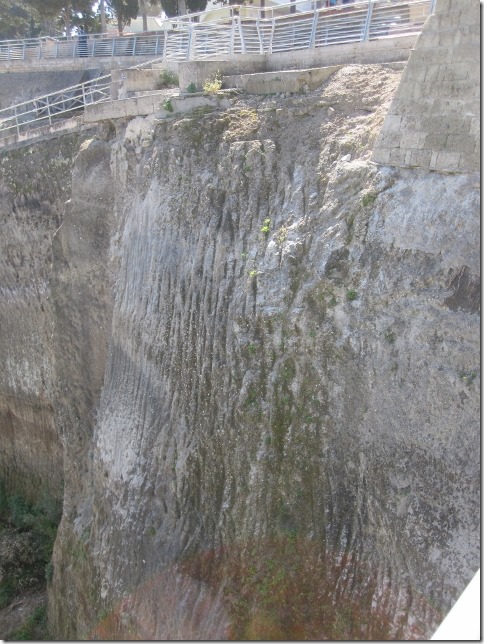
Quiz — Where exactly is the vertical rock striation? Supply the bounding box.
[0,138,81,504]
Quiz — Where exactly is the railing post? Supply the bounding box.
[162,27,167,60]
[229,15,236,55]
[237,17,246,54]
[132,35,137,55]
[187,24,194,60]
[269,17,275,54]
[14,106,20,137]
[309,3,318,49]
[22,42,26,60]
[112,37,116,56]
[362,0,374,41]
[256,17,263,54]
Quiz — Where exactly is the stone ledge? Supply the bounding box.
[223,66,341,95]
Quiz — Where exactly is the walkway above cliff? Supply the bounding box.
[0,0,435,151]
[0,0,434,72]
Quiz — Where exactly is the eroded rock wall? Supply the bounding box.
[39,63,479,639]
[0,137,82,504]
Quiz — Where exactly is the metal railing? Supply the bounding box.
[0,0,433,62]
[0,56,166,143]
[0,73,111,140]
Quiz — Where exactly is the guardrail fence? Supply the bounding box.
[0,0,433,62]
[0,74,111,140]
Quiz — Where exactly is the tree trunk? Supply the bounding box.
[178,0,187,16]
[140,0,148,31]
[100,0,106,33]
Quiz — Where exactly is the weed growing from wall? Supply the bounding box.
[203,72,222,94]
[158,69,178,88]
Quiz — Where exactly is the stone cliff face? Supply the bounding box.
[0,62,479,639]
[0,138,79,505]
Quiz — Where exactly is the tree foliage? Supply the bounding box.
[0,0,101,39]
[159,0,207,18]
[107,0,139,32]
[0,0,40,39]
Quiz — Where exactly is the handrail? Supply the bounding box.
[0,56,164,142]
[0,0,432,62]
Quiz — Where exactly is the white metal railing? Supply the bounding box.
[0,57,165,143]
[0,74,111,140]
[0,0,432,62]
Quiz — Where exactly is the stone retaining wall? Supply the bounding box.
[372,0,479,173]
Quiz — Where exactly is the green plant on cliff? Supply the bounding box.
[158,69,178,88]
[459,370,477,386]
[260,218,271,236]
[186,82,197,93]
[361,191,377,207]
[163,98,174,113]
[276,225,288,247]
[203,72,222,94]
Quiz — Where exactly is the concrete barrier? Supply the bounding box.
[0,55,168,74]
[83,92,230,124]
[223,65,341,94]
[0,115,84,150]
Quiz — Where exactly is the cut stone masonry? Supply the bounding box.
[372,0,479,173]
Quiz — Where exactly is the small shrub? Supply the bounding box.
[158,69,178,87]
[260,218,271,236]
[384,330,396,344]
[276,225,288,247]
[361,192,377,207]
[345,214,355,244]
[162,99,174,113]
[186,82,197,93]
[248,269,258,278]
[203,72,222,94]
[459,370,477,386]
[346,289,358,301]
